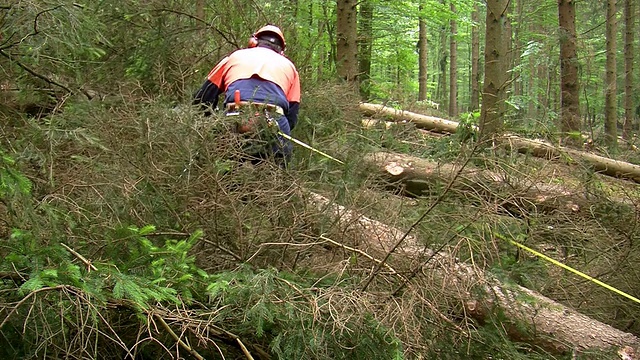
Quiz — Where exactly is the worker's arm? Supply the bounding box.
[286,101,299,130]
[285,69,301,130]
[192,57,229,114]
[192,80,222,115]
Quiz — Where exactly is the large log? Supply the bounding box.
[362,152,583,215]
[358,102,462,133]
[309,192,640,355]
[503,135,640,183]
[358,102,640,183]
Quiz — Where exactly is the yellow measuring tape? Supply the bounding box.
[495,233,640,305]
[278,132,344,165]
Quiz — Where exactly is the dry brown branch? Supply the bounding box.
[61,242,98,272]
[318,235,401,275]
[151,306,271,360]
[152,312,206,360]
[0,285,68,329]
[236,338,256,360]
[0,271,27,283]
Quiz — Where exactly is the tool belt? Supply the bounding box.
[225,101,284,116]
[225,102,283,135]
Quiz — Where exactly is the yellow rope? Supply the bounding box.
[495,233,640,305]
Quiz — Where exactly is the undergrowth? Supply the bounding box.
[0,84,637,359]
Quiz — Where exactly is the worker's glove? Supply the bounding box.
[235,112,262,134]
[236,117,257,134]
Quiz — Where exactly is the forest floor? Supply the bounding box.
[1,84,639,360]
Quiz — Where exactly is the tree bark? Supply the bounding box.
[480,0,510,139]
[623,0,636,139]
[605,0,618,148]
[336,0,359,82]
[558,0,581,145]
[309,192,640,355]
[470,2,480,112]
[513,0,524,99]
[437,0,448,109]
[418,0,429,102]
[361,151,584,215]
[359,102,462,133]
[358,103,640,183]
[357,0,373,99]
[504,135,640,183]
[449,2,458,118]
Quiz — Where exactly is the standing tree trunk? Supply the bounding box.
[438,26,448,110]
[480,0,510,139]
[336,0,359,82]
[605,0,618,148]
[358,0,374,99]
[623,0,636,139]
[513,0,524,99]
[470,2,480,112]
[418,0,429,101]
[449,3,458,118]
[558,0,581,146]
[196,0,204,21]
[195,0,205,38]
[437,0,448,109]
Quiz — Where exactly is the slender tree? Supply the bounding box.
[480,0,510,139]
[436,0,448,108]
[438,24,448,110]
[336,0,359,82]
[196,0,204,20]
[605,0,618,148]
[358,0,374,99]
[470,2,480,112]
[513,0,524,99]
[623,0,636,138]
[449,2,458,118]
[418,0,429,101]
[558,0,581,145]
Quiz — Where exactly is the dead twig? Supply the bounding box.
[152,312,206,360]
[61,243,98,272]
[0,285,68,329]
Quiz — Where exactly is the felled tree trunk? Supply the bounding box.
[503,135,640,183]
[358,103,640,184]
[358,102,462,133]
[362,152,584,215]
[309,192,640,355]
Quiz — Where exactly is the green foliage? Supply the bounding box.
[2,0,640,358]
[491,253,549,289]
[0,150,32,198]
[110,272,178,309]
[1,225,205,306]
[206,266,405,360]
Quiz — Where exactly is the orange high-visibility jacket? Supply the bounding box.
[193,46,300,130]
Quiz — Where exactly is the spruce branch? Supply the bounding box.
[0,49,73,94]
[61,243,98,272]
